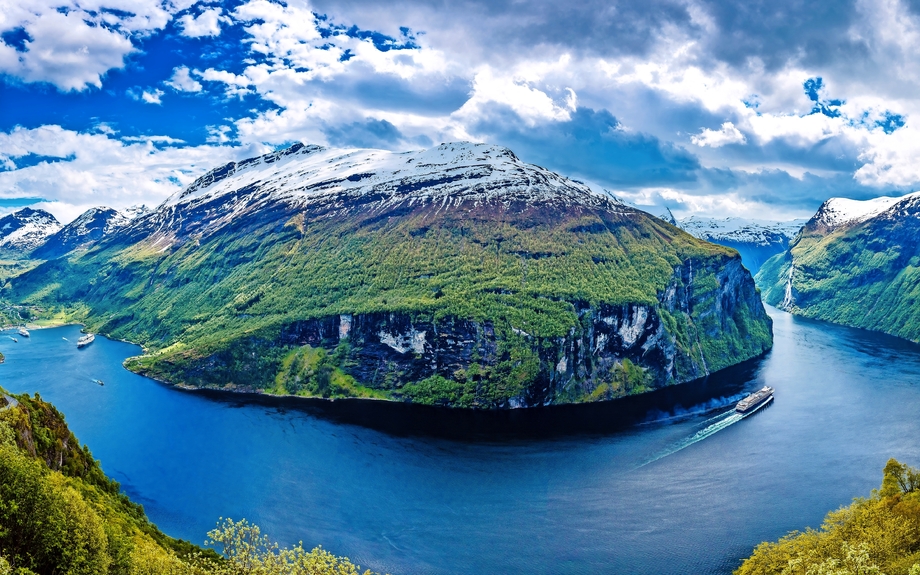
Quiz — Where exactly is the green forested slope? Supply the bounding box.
[0,390,379,574]
[736,459,920,575]
[6,199,771,407]
[757,214,920,342]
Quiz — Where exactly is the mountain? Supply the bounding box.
[677,216,807,274]
[7,142,773,408]
[31,207,130,259]
[0,208,60,252]
[31,205,152,260]
[757,191,920,341]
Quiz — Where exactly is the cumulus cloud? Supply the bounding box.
[691,122,746,147]
[178,7,226,38]
[0,9,134,91]
[0,125,265,222]
[0,0,193,91]
[166,66,202,92]
[127,87,165,104]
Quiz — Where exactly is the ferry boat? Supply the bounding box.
[735,386,774,414]
[76,334,95,348]
[18,327,29,337]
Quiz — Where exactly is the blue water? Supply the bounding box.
[2,307,920,575]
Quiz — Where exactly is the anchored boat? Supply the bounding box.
[76,334,95,348]
[735,386,774,414]
[18,327,29,337]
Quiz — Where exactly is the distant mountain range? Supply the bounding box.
[7,142,772,408]
[673,215,807,274]
[757,191,920,341]
[0,205,149,258]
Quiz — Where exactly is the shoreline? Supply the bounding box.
[5,322,770,415]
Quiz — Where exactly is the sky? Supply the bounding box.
[2,0,920,224]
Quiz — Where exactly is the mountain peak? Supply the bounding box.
[0,207,61,251]
[31,206,133,259]
[810,192,920,231]
[160,142,622,224]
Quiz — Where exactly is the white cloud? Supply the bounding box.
[0,9,133,91]
[691,122,746,148]
[452,65,577,127]
[166,66,202,92]
[141,88,165,104]
[0,0,194,91]
[178,7,226,38]
[126,87,165,104]
[0,125,268,223]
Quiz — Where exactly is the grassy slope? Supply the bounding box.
[757,218,920,342]
[6,201,770,405]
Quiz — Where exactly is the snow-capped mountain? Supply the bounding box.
[807,192,920,231]
[11,141,772,409]
[757,190,920,341]
[140,141,628,242]
[676,216,807,274]
[678,216,807,245]
[0,208,61,252]
[31,207,134,259]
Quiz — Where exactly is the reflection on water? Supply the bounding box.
[2,307,920,575]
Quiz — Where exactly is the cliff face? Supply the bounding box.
[132,253,769,408]
[757,191,920,343]
[12,142,773,408]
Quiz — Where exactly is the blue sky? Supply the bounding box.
[2,0,919,224]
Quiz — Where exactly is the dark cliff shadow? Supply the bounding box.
[186,353,770,442]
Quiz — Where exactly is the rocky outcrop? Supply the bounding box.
[175,253,770,408]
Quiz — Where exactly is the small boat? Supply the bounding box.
[736,386,774,414]
[95,379,104,386]
[18,328,29,337]
[10,337,17,343]
[76,334,95,348]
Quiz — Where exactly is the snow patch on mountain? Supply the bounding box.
[811,191,920,230]
[0,208,61,251]
[163,142,626,217]
[813,195,912,229]
[678,216,807,245]
[31,206,143,259]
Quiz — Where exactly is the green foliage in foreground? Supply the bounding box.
[736,459,920,575]
[0,390,382,575]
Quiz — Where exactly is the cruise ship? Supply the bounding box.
[735,386,774,414]
[76,333,95,348]
[18,327,29,337]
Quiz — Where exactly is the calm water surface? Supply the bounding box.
[2,307,920,575]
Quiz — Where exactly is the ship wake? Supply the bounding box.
[638,410,744,468]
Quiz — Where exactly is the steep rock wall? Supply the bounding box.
[172,253,771,408]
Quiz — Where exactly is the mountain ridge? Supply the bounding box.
[757,191,920,341]
[676,215,806,274]
[7,142,773,409]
